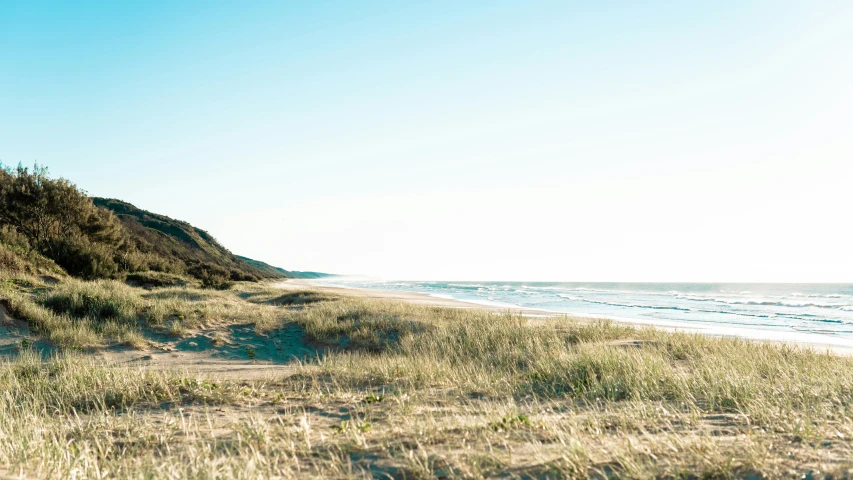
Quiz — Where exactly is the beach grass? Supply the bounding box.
[0,271,286,349]
[2,276,853,477]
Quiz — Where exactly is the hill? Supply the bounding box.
[236,255,335,279]
[0,163,291,288]
[93,198,285,284]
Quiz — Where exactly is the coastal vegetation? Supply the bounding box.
[1,164,851,477]
[0,163,285,287]
[2,266,853,477]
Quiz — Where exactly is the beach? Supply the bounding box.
[275,279,556,315]
[4,274,853,476]
[281,279,853,355]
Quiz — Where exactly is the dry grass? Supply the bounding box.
[2,276,853,478]
[0,271,287,349]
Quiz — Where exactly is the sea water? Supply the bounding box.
[315,280,853,349]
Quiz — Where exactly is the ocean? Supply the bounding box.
[315,280,853,349]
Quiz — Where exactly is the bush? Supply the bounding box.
[126,271,198,289]
[117,248,184,275]
[0,163,271,286]
[0,226,64,276]
[0,225,31,250]
[0,243,27,273]
[229,269,259,282]
[0,164,127,279]
[0,164,125,255]
[49,236,119,280]
[187,263,234,290]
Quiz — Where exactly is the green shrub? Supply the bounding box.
[48,236,120,279]
[0,164,125,279]
[117,248,184,275]
[0,163,277,285]
[0,224,31,250]
[0,244,27,273]
[126,271,197,288]
[188,263,234,290]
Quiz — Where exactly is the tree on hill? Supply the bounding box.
[0,163,286,286]
[0,163,130,278]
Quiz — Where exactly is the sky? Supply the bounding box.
[2,1,852,282]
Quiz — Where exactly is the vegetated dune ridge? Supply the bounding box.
[2,272,853,478]
[236,255,335,279]
[0,163,296,290]
[92,197,290,284]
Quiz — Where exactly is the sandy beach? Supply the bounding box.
[274,279,557,316]
[278,279,853,356]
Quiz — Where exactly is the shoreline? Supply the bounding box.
[275,279,557,316]
[277,279,853,356]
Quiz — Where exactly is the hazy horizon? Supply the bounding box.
[3,2,852,282]
[329,277,853,285]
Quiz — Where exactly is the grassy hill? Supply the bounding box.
[236,255,335,279]
[93,198,285,285]
[0,164,295,288]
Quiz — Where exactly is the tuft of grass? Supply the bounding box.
[489,413,530,432]
[362,393,384,404]
[294,300,429,353]
[40,279,142,322]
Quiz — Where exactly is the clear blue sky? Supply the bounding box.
[2,2,852,281]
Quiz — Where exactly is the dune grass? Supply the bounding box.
[0,271,288,349]
[2,278,853,477]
